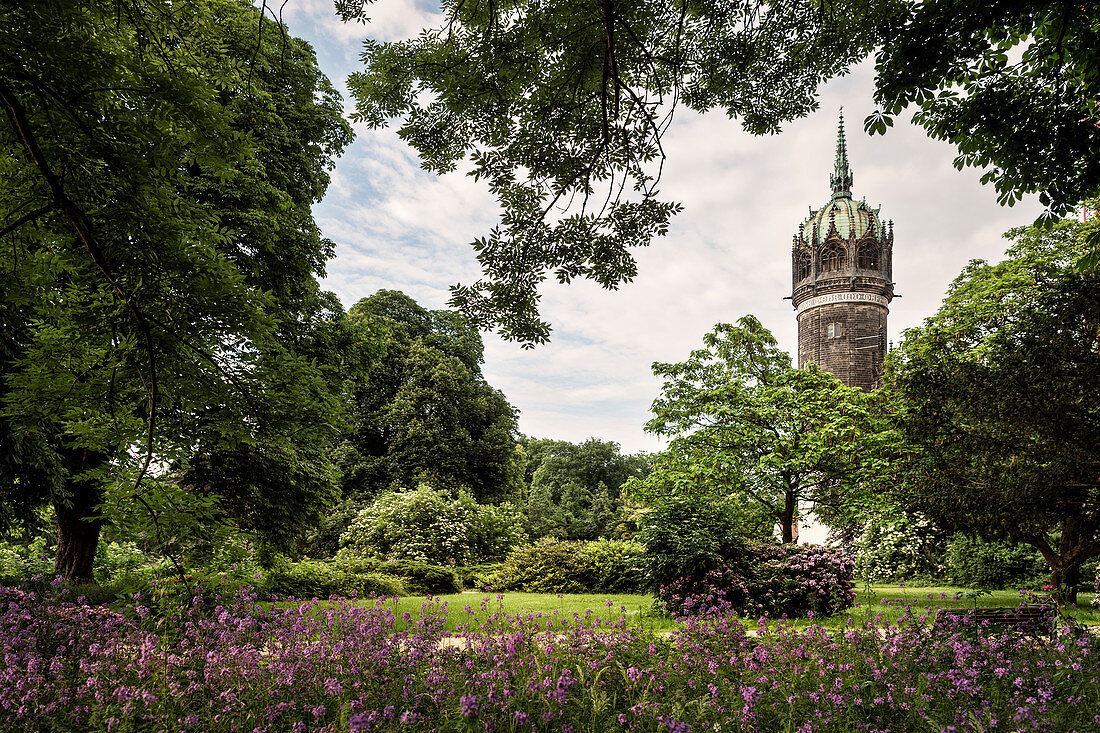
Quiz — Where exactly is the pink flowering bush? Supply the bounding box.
[2,582,1099,732]
[660,542,856,619]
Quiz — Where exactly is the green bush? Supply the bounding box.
[455,563,503,590]
[490,538,645,593]
[946,534,1047,589]
[378,561,461,595]
[300,499,367,559]
[576,538,645,593]
[638,495,753,592]
[853,512,949,583]
[491,539,588,593]
[337,485,527,566]
[0,535,54,580]
[333,557,461,596]
[266,560,406,599]
[94,541,151,583]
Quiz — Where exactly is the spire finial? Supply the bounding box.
[830,107,853,199]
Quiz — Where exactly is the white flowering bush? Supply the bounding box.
[337,485,527,566]
[0,535,53,579]
[853,512,948,583]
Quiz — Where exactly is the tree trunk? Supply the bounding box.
[53,449,107,584]
[1039,518,1087,606]
[778,491,796,544]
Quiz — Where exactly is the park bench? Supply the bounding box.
[933,604,1056,640]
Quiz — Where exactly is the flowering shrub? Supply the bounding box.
[853,511,948,582]
[491,538,644,593]
[2,582,1098,732]
[0,535,54,580]
[659,543,856,618]
[338,485,526,565]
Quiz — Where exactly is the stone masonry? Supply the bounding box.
[790,112,894,392]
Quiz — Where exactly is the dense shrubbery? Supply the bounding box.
[334,557,462,595]
[265,560,407,599]
[3,583,1098,732]
[491,538,644,593]
[338,485,526,565]
[638,495,754,593]
[659,542,856,618]
[0,535,53,581]
[853,512,948,583]
[454,563,502,590]
[945,534,1047,589]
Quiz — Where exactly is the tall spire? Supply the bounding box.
[830,108,853,199]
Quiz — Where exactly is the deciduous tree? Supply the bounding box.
[0,0,351,580]
[885,217,1100,603]
[347,0,1100,311]
[631,316,887,542]
[338,291,522,503]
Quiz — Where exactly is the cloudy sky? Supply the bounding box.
[279,0,1044,455]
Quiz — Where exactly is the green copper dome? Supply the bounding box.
[799,111,885,243]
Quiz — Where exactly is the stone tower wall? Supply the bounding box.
[796,301,887,392]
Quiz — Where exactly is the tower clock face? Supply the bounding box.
[790,112,893,392]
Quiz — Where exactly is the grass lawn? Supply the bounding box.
[816,584,1100,631]
[380,591,677,633]
[294,583,1099,635]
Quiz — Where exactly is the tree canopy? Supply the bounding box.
[520,437,650,539]
[348,0,1100,341]
[338,291,522,503]
[885,216,1100,602]
[631,316,887,542]
[1,0,352,579]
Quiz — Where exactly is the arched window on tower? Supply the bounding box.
[819,241,846,273]
[857,240,880,270]
[795,249,811,281]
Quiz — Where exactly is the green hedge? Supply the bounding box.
[490,538,644,593]
[266,560,406,599]
[946,534,1047,589]
[455,563,503,590]
[334,558,462,596]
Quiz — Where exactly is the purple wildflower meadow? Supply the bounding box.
[1,582,1097,731]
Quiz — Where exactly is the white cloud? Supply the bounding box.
[288,10,1043,455]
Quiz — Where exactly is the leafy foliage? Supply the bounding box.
[868,1,1100,223]
[339,292,522,503]
[945,534,1047,591]
[490,538,645,594]
[336,485,527,566]
[521,437,649,541]
[347,0,1100,345]
[632,316,888,542]
[265,560,406,600]
[347,0,868,342]
[885,218,1100,601]
[638,494,754,593]
[0,0,352,579]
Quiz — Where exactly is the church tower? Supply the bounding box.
[791,112,894,391]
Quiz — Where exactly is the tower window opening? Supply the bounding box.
[827,322,843,339]
[857,241,880,269]
[796,249,811,280]
[820,241,846,273]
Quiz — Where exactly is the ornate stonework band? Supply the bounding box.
[795,292,890,314]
